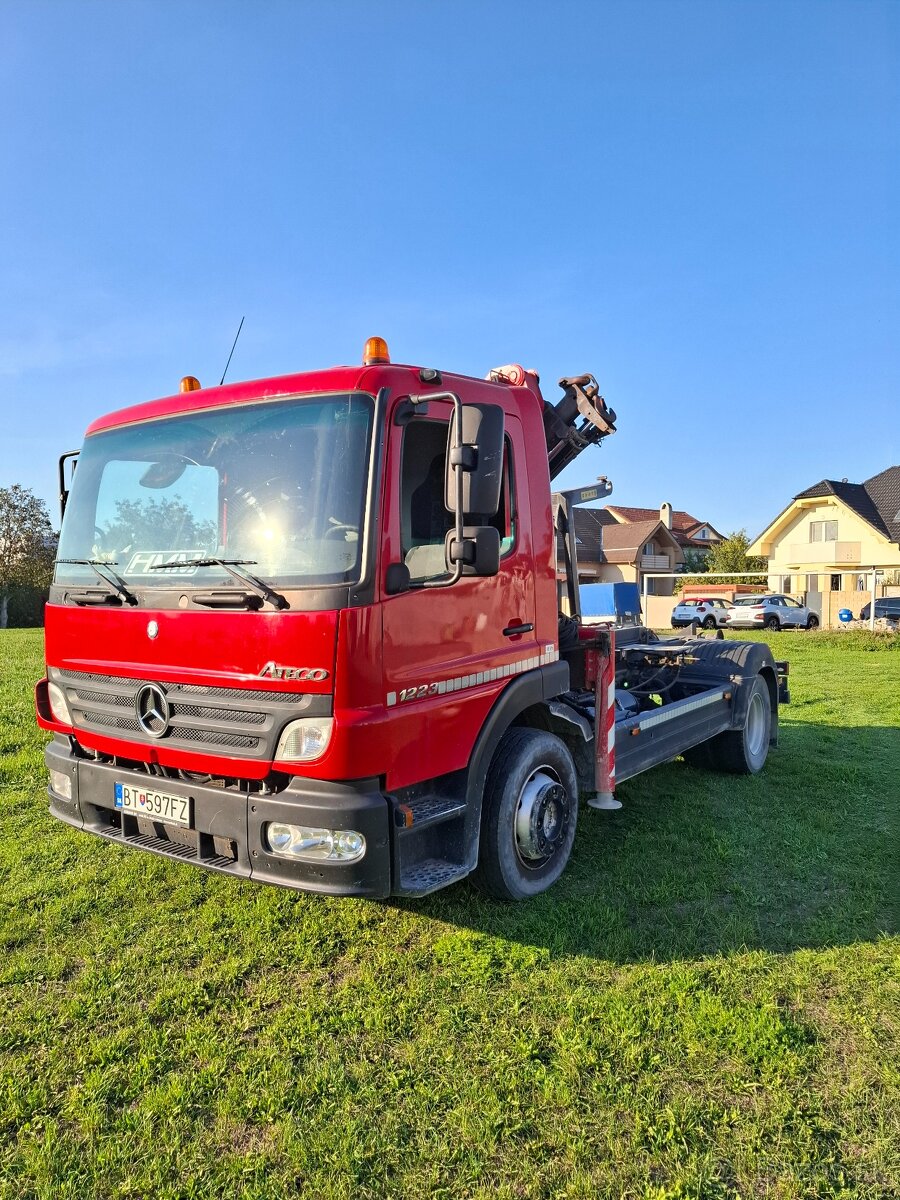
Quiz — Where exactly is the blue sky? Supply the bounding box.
[2,0,897,538]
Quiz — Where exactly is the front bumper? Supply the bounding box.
[45,738,392,897]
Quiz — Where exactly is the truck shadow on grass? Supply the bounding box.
[405,719,899,965]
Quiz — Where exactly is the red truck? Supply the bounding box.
[36,339,788,900]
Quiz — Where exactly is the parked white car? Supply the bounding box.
[725,594,819,631]
[671,597,729,629]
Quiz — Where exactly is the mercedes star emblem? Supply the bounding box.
[136,683,170,738]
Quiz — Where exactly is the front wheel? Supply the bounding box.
[474,728,579,900]
[806,615,819,629]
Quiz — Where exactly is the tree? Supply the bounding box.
[674,547,710,592]
[704,529,767,583]
[676,531,766,594]
[98,497,216,557]
[681,548,709,576]
[0,485,58,629]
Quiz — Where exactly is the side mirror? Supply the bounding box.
[58,450,79,521]
[446,526,501,577]
[444,403,505,518]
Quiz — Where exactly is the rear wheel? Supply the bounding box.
[684,674,772,774]
[702,615,717,629]
[806,614,819,629]
[764,615,780,630]
[474,728,578,900]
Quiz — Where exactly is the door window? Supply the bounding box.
[399,420,516,583]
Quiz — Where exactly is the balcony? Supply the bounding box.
[786,542,861,565]
[640,554,670,571]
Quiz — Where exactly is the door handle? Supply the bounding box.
[503,622,534,637]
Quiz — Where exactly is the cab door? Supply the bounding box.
[379,400,538,788]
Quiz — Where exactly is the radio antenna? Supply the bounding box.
[219,316,245,386]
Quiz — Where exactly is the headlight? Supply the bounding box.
[264,822,366,862]
[274,718,334,763]
[47,682,72,725]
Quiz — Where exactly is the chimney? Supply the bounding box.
[660,502,673,529]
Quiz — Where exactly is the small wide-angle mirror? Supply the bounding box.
[446,526,501,577]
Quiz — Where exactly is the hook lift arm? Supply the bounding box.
[543,374,617,481]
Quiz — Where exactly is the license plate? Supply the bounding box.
[114,782,191,828]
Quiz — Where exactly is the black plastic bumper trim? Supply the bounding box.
[44,742,392,897]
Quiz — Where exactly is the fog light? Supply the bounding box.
[47,682,72,725]
[274,718,334,763]
[49,769,73,800]
[264,821,366,863]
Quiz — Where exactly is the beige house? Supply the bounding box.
[749,466,900,625]
[556,505,684,596]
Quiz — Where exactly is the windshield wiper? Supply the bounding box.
[57,559,139,605]
[150,558,288,610]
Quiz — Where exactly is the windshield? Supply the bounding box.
[56,393,374,590]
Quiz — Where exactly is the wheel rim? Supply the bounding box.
[514,767,570,869]
[745,691,768,758]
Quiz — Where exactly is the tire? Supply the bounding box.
[764,615,780,631]
[702,615,717,629]
[684,675,772,775]
[473,728,579,901]
[806,615,819,629]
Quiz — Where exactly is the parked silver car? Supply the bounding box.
[725,594,819,631]
[671,597,729,629]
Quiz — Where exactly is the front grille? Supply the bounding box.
[174,727,259,749]
[55,669,324,759]
[80,710,142,733]
[171,703,266,724]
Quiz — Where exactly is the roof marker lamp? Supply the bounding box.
[363,337,390,365]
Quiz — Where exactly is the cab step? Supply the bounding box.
[395,795,467,833]
[398,858,470,896]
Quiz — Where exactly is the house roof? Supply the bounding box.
[792,466,900,543]
[558,513,681,565]
[599,519,673,563]
[605,506,723,546]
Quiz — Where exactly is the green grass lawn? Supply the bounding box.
[1,628,898,1199]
